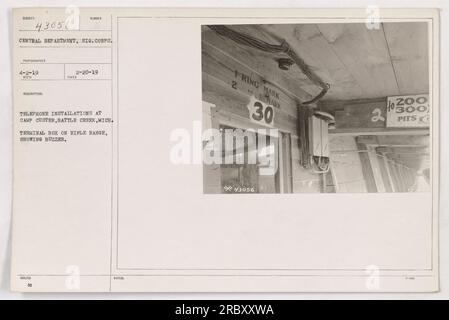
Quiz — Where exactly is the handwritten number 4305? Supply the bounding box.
[35,21,67,32]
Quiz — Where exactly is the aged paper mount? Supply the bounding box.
[11,8,439,292]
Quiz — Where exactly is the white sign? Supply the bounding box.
[247,97,275,127]
[386,94,430,128]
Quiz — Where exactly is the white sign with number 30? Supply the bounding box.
[247,97,275,127]
[386,94,430,128]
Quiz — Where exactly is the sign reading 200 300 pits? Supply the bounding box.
[386,94,430,128]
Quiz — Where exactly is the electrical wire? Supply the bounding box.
[208,25,330,105]
[208,25,332,174]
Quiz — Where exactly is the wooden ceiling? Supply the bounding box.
[202,22,429,102]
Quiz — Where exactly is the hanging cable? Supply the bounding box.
[208,25,332,176]
[208,25,330,105]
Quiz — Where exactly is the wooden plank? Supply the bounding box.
[396,166,408,192]
[263,23,365,101]
[385,155,428,171]
[388,161,404,192]
[329,127,429,136]
[202,31,301,133]
[221,24,323,99]
[356,137,378,193]
[375,149,393,192]
[202,40,298,118]
[316,23,400,99]
[377,146,429,154]
[356,134,430,148]
[202,27,313,102]
[333,100,387,129]
[382,22,429,95]
[322,97,430,135]
[202,23,428,102]
[375,135,429,147]
[383,155,397,192]
[202,73,298,133]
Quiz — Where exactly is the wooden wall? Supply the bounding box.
[201,23,429,194]
[201,27,322,193]
[262,22,429,101]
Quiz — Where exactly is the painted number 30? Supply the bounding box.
[252,101,274,125]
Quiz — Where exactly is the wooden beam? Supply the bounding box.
[382,22,429,95]
[329,127,429,136]
[322,97,430,136]
[377,146,429,153]
[202,27,313,102]
[355,137,378,193]
[262,24,365,101]
[316,23,400,99]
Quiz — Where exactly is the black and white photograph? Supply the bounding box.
[1,4,443,297]
[202,22,430,194]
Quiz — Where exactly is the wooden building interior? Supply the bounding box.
[202,22,430,193]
